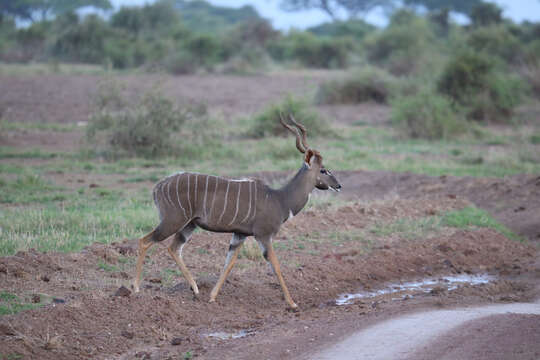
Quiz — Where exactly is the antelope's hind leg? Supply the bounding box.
[167,223,200,297]
[209,233,246,303]
[133,227,173,292]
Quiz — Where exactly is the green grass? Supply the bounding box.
[369,206,521,241]
[441,207,521,241]
[370,216,442,239]
[0,291,47,316]
[0,121,78,132]
[0,191,157,256]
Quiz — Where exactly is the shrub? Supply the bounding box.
[391,90,466,140]
[315,67,396,104]
[52,14,114,64]
[438,50,526,122]
[467,25,523,64]
[183,34,224,68]
[248,96,329,138]
[268,31,350,69]
[163,50,199,74]
[363,11,437,75]
[87,83,189,158]
[437,51,494,104]
[467,74,526,122]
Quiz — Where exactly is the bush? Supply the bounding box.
[467,74,526,122]
[268,31,350,69]
[437,50,494,104]
[438,50,526,122]
[467,25,523,64]
[363,11,437,75]
[391,90,466,140]
[163,50,199,74]
[87,82,189,158]
[52,14,114,64]
[315,67,396,104]
[248,96,329,138]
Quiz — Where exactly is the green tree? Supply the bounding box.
[470,2,503,27]
[279,0,395,19]
[403,0,483,15]
[0,0,112,22]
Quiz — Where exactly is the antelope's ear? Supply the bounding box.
[304,149,314,165]
[305,150,322,166]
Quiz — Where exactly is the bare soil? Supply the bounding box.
[1,73,539,359]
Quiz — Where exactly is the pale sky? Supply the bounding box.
[110,0,540,30]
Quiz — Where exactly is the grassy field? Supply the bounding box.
[1,109,533,256]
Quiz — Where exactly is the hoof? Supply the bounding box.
[208,298,216,303]
[131,283,140,293]
[287,303,299,312]
[192,292,200,301]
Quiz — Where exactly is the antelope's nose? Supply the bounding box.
[335,184,342,190]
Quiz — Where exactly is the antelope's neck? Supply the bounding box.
[276,163,314,220]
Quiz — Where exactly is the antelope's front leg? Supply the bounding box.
[209,233,246,303]
[257,236,298,310]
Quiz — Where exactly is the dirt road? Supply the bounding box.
[310,300,540,360]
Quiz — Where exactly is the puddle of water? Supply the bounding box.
[336,274,495,306]
[205,329,255,340]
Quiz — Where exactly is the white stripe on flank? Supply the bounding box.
[217,181,230,224]
[208,176,219,220]
[203,175,209,218]
[250,183,257,222]
[194,174,199,204]
[186,174,192,217]
[160,182,170,207]
[240,181,252,223]
[167,180,175,208]
[228,182,242,226]
[176,175,187,218]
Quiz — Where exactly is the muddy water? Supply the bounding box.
[205,329,255,340]
[336,274,495,305]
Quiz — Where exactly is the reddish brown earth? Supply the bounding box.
[1,73,539,359]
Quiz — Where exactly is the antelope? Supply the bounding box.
[132,115,341,309]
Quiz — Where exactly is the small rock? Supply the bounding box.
[121,330,134,339]
[89,183,99,188]
[430,286,446,295]
[32,294,41,303]
[114,286,131,297]
[171,337,184,346]
[149,278,162,284]
[41,275,50,282]
[0,323,16,336]
[52,298,66,304]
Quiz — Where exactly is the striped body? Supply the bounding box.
[153,172,275,236]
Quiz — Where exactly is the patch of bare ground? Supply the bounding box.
[0,72,332,125]
[0,197,537,359]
